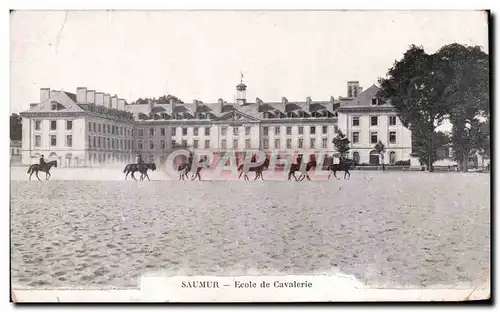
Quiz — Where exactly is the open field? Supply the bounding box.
[10,168,490,289]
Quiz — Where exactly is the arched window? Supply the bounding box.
[352,151,360,164]
[389,151,396,164]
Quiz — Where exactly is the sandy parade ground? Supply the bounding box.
[10,166,490,290]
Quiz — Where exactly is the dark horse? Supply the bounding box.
[190,156,210,181]
[177,156,193,181]
[27,160,58,181]
[288,157,317,181]
[238,157,270,181]
[327,158,354,180]
[139,163,157,181]
[123,163,156,181]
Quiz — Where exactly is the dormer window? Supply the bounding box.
[263,112,269,119]
[51,101,59,111]
[371,98,378,105]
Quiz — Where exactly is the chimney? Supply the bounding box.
[170,98,176,117]
[256,97,263,111]
[103,94,111,108]
[111,95,118,109]
[95,92,104,106]
[76,87,87,103]
[87,90,95,104]
[148,98,154,112]
[118,99,125,111]
[347,81,360,98]
[193,100,199,118]
[40,88,50,102]
[282,97,288,105]
[50,90,59,98]
[305,96,312,112]
[330,96,336,111]
[218,98,224,113]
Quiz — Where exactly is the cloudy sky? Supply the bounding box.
[11,10,488,114]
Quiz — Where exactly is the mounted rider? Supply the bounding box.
[136,154,145,171]
[39,154,46,169]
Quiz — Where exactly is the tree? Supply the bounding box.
[10,113,22,141]
[378,45,453,172]
[332,131,350,158]
[411,131,450,169]
[437,44,489,172]
[374,140,386,170]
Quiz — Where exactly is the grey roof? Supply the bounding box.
[128,98,340,121]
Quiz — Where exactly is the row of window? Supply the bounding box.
[260,137,329,150]
[352,116,397,127]
[88,121,132,137]
[34,120,73,131]
[88,136,134,150]
[88,153,134,164]
[351,131,397,144]
[262,125,333,136]
[351,151,398,164]
[34,135,72,147]
[136,127,169,137]
[135,140,168,150]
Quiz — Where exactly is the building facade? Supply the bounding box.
[19,80,413,167]
[20,88,135,166]
[337,82,413,165]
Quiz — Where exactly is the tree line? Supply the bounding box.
[332,43,489,172]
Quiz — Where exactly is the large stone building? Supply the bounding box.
[19,79,413,167]
[20,88,136,166]
[337,82,413,165]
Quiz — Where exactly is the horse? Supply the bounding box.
[123,162,155,181]
[190,156,210,181]
[288,159,317,181]
[27,160,58,181]
[139,163,157,181]
[177,156,193,181]
[327,158,354,180]
[238,158,270,181]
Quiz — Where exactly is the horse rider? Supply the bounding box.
[39,154,46,169]
[296,154,303,165]
[136,154,145,170]
[251,153,257,163]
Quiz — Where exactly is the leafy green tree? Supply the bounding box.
[437,44,489,171]
[10,113,22,141]
[332,130,350,158]
[411,131,450,169]
[378,45,455,172]
[374,140,385,170]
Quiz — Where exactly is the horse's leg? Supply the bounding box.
[346,170,350,180]
[35,170,41,181]
[306,171,311,181]
[125,171,129,180]
[29,169,33,181]
[131,171,137,181]
[46,171,51,180]
[328,170,332,180]
[333,170,339,180]
[145,172,150,181]
[260,171,264,181]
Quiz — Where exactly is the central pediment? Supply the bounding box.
[215,110,261,122]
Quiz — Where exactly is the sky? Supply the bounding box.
[10,10,488,115]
